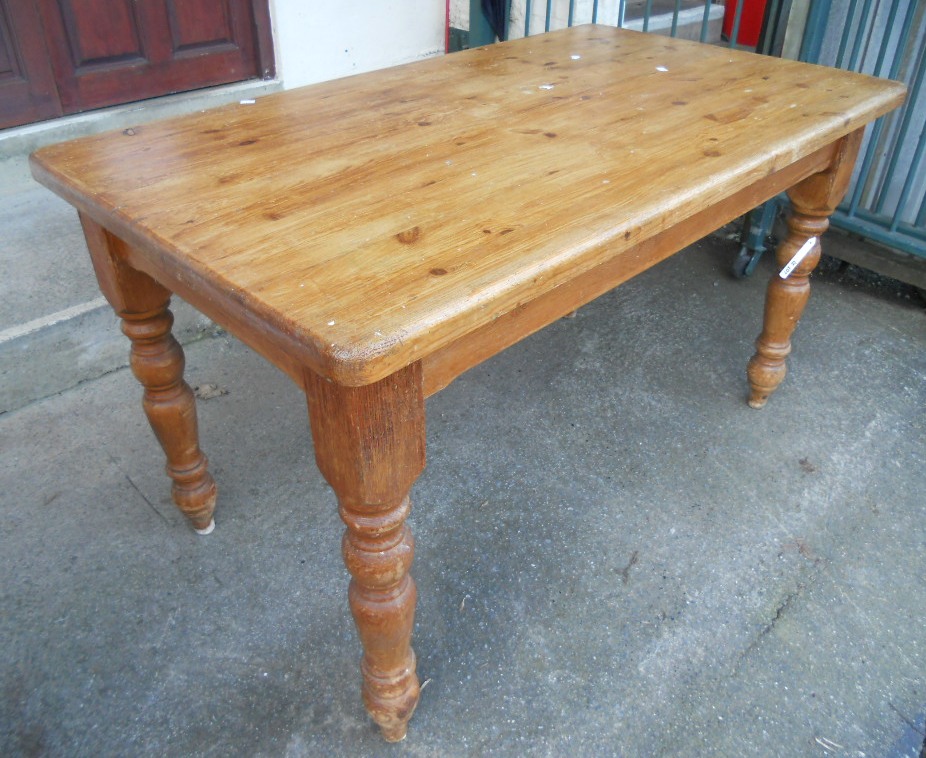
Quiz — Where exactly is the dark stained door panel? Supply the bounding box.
[1,0,273,129]
[0,1,62,127]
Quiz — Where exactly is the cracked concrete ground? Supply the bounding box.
[1,236,924,756]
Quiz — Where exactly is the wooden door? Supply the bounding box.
[1,0,273,129]
[0,1,63,127]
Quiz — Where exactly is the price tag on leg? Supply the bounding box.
[779,237,818,279]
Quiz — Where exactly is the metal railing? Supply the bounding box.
[469,0,733,47]
[799,0,926,258]
[514,0,722,42]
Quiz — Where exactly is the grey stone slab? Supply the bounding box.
[0,158,98,331]
[0,298,214,415]
[0,79,282,160]
[1,236,923,755]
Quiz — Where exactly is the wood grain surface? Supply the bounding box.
[31,25,905,386]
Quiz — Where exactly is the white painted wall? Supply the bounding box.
[450,0,468,30]
[270,0,446,89]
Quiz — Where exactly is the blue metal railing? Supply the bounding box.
[469,1,738,48]
[798,0,926,258]
[469,0,760,49]
[509,0,732,46]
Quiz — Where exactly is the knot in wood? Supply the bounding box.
[396,226,421,244]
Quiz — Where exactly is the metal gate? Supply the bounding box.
[467,1,730,48]
[798,0,926,258]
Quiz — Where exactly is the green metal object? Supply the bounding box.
[470,0,497,46]
[798,0,831,62]
[733,198,783,278]
[756,0,792,56]
[449,27,470,53]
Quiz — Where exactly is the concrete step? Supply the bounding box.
[0,79,281,414]
[0,298,216,415]
[0,78,281,159]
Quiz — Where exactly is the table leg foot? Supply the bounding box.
[353,571,419,744]
[305,364,426,742]
[194,518,216,536]
[747,395,768,410]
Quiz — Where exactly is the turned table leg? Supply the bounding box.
[747,130,864,409]
[80,215,217,533]
[746,207,827,408]
[304,363,425,742]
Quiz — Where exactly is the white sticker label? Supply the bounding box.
[779,237,817,279]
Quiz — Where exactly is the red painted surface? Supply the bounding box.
[722,0,768,47]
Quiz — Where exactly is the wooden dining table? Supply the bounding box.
[30,25,905,741]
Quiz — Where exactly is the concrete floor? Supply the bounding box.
[0,157,96,329]
[1,235,924,756]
